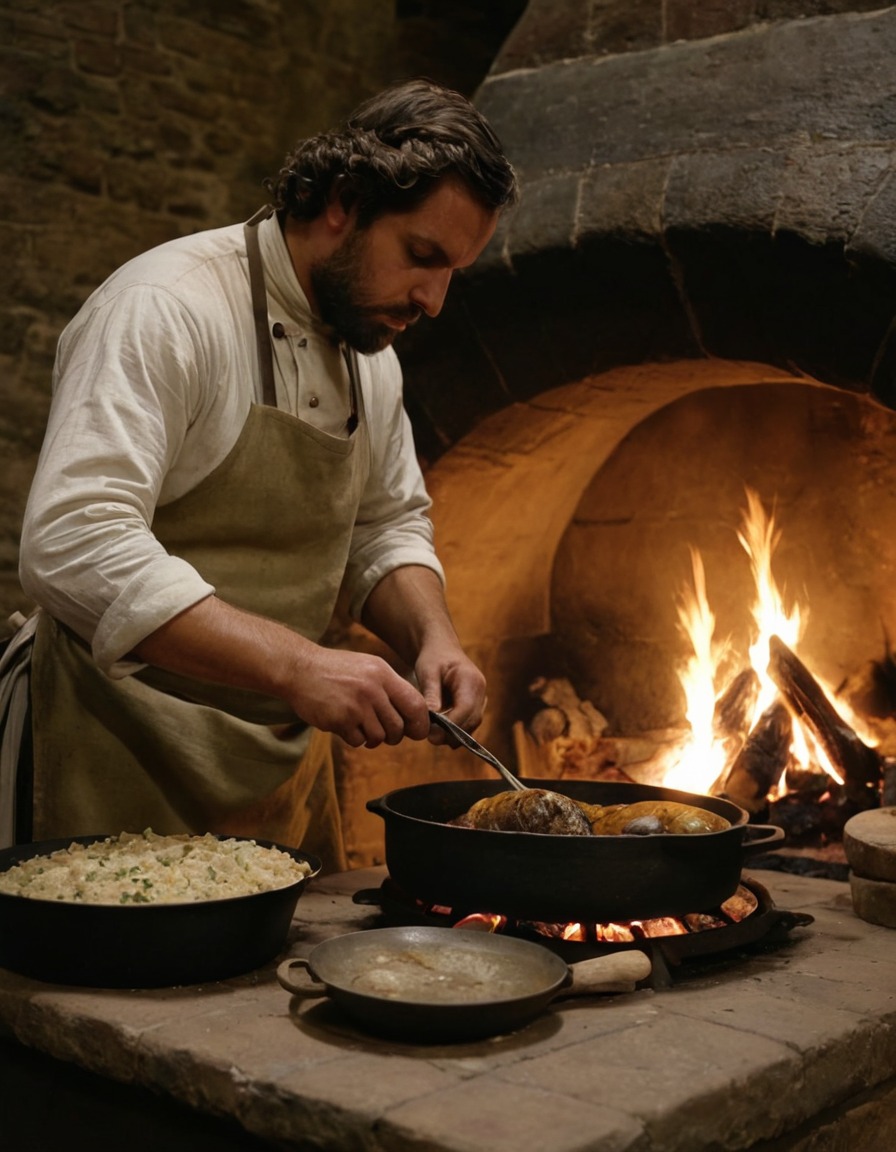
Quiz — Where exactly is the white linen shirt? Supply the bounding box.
[19,213,443,676]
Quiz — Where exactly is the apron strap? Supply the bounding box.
[244,208,278,408]
[342,346,360,435]
[245,206,363,434]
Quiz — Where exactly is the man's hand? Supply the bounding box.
[291,646,431,748]
[414,646,487,737]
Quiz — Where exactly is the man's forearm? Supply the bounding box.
[360,565,458,668]
[132,594,314,702]
[132,593,432,747]
[361,565,486,729]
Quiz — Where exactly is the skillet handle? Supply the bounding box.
[276,957,329,999]
[741,824,786,852]
[559,949,652,999]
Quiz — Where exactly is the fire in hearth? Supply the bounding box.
[668,488,877,796]
[520,488,886,841]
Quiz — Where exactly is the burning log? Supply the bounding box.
[709,668,762,792]
[767,635,882,805]
[783,762,832,797]
[720,699,792,815]
[884,759,896,808]
[713,667,761,748]
[764,791,833,844]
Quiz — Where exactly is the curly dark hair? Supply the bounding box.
[265,78,519,227]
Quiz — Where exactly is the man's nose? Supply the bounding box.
[410,269,452,317]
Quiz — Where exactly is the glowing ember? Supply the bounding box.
[636,917,689,938]
[684,911,728,931]
[428,885,760,943]
[720,886,759,922]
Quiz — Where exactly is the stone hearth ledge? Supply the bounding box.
[0,867,894,1152]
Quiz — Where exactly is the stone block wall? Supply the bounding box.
[494,0,889,69]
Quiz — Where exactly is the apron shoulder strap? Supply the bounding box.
[342,346,361,435]
[244,209,278,408]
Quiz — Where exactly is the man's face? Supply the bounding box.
[311,178,499,354]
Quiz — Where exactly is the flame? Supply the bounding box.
[453,912,506,933]
[593,922,636,943]
[561,922,587,942]
[670,487,853,793]
[737,488,802,725]
[664,548,729,792]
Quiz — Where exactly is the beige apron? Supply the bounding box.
[28,213,368,872]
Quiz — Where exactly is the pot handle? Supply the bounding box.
[276,957,329,1000]
[741,824,786,852]
[557,949,653,999]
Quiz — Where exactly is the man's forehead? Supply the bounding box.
[382,181,498,266]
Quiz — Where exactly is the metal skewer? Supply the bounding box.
[428,711,527,791]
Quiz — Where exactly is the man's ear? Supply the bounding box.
[324,176,357,235]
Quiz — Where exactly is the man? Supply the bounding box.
[6,80,518,869]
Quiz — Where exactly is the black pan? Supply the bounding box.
[276,925,652,1042]
[368,778,784,923]
[0,835,321,988]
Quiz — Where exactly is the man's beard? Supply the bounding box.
[310,228,420,355]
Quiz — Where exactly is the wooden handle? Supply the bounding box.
[560,949,652,997]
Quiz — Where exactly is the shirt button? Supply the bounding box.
[309,395,319,408]
[271,322,285,338]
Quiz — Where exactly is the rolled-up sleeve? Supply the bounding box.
[342,350,444,619]
[19,284,218,675]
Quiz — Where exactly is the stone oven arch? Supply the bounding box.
[423,359,896,746]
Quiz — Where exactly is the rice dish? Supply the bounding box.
[0,830,312,905]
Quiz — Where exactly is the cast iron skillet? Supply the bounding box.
[0,834,320,988]
[368,778,784,924]
[276,925,652,1042]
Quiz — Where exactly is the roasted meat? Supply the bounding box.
[453,794,729,836]
[452,788,594,835]
[579,800,729,835]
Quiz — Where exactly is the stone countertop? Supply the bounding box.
[0,866,894,1152]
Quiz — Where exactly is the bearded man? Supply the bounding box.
[5,80,518,868]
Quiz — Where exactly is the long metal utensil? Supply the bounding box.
[428,711,527,791]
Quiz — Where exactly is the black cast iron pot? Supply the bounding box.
[0,835,320,988]
[367,779,784,923]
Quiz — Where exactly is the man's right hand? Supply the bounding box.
[286,645,431,748]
